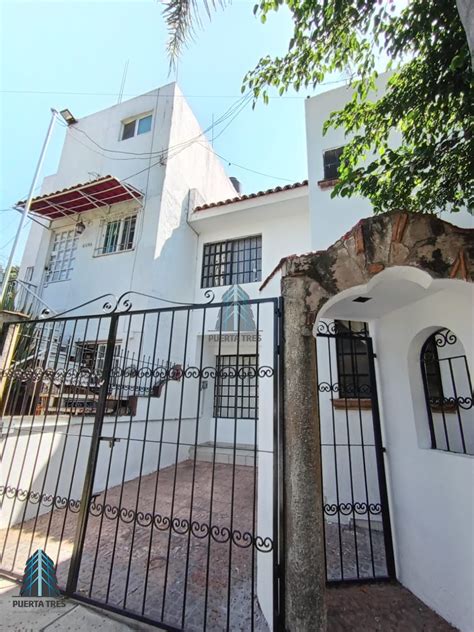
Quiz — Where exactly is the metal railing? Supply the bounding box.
[0,278,56,319]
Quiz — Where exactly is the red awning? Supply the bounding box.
[16,175,143,220]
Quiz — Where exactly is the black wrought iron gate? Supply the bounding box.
[315,321,395,583]
[0,294,283,631]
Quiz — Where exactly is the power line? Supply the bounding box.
[0,80,348,99]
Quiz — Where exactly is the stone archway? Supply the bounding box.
[277,211,473,631]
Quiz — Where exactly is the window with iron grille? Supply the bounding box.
[201,236,262,288]
[335,320,372,398]
[214,355,258,418]
[45,229,78,283]
[96,214,137,255]
[323,147,344,181]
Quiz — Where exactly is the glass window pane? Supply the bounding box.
[137,115,152,135]
[122,120,136,140]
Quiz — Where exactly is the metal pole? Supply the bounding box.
[0,108,58,304]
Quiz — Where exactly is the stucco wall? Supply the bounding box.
[372,283,473,632]
[305,76,473,251]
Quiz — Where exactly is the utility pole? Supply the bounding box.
[0,108,58,305]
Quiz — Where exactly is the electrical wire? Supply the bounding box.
[0,80,348,98]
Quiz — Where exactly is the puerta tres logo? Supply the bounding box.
[214,285,257,339]
[20,549,61,598]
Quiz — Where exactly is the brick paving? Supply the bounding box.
[2,460,454,631]
[327,582,456,631]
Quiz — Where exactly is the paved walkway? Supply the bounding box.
[1,460,455,631]
[327,582,456,631]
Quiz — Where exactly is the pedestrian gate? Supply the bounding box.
[0,293,283,631]
[315,320,395,583]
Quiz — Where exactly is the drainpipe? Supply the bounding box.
[0,108,58,304]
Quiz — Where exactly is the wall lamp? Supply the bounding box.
[75,220,86,235]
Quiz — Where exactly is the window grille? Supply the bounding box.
[421,329,473,455]
[214,355,258,419]
[323,147,344,180]
[201,236,262,288]
[335,320,372,398]
[97,214,137,255]
[45,229,78,283]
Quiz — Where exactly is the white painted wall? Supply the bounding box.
[18,83,237,316]
[305,75,473,251]
[371,283,474,632]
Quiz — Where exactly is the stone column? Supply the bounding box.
[282,276,326,631]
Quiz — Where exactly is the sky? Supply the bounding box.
[0,0,345,268]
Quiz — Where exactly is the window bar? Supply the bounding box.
[447,357,467,454]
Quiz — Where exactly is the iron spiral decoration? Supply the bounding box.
[324,501,382,516]
[434,328,457,348]
[88,500,273,552]
[318,382,372,396]
[0,486,81,513]
[429,395,473,410]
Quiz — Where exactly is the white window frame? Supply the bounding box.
[120,112,153,140]
[45,229,78,284]
[95,212,138,256]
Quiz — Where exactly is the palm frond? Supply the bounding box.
[162,0,231,69]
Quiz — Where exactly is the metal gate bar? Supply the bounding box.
[315,320,395,583]
[0,293,283,631]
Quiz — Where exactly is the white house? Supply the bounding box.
[1,78,472,632]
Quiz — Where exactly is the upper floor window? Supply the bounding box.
[323,147,344,181]
[335,320,372,399]
[201,236,262,288]
[121,113,153,140]
[420,328,473,455]
[45,229,78,283]
[96,214,137,256]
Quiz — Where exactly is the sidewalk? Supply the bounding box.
[0,576,158,632]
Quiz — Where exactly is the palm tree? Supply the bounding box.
[162,0,230,66]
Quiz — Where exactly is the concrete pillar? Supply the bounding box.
[282,276,326,631]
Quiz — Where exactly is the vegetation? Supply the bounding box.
[162,0,473,214]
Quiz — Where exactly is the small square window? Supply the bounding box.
[323,147,344,180]
[137,115,152,135]
[122,120,136,140]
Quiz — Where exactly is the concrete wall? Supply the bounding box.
[373,283,473,632]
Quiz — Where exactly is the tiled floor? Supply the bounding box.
[2,460,454,631]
